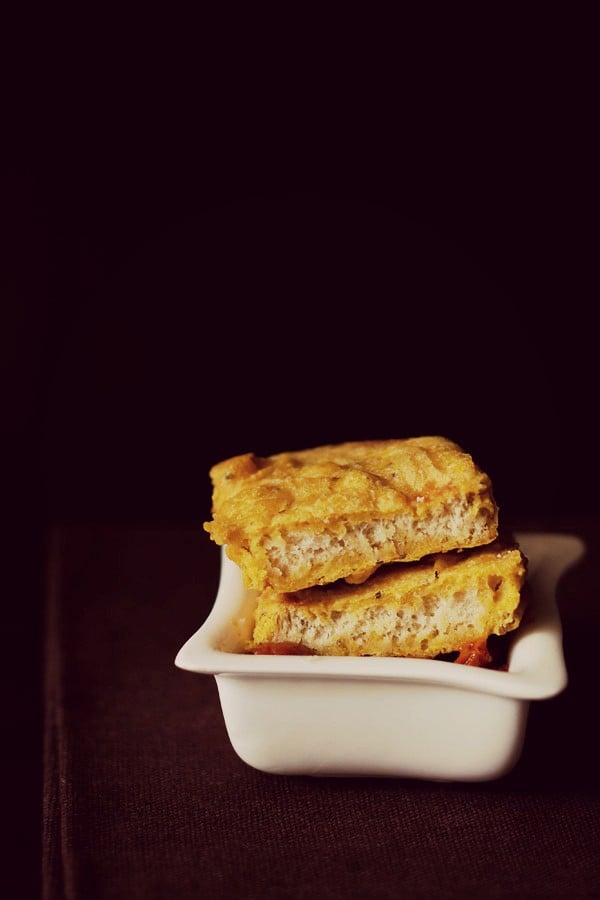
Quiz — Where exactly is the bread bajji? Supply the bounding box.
[204,436,499,593]
[203,436,527,666]
[250,541,527,663]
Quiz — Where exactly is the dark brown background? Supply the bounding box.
[3,31,595,897]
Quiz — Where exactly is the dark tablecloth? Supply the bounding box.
[42,520,600,899]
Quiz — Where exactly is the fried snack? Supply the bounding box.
[203,436,499,593]
[250,540,527,661]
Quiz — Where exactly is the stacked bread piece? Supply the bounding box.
[203,436,527,666]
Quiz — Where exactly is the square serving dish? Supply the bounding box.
[175,532,583,781]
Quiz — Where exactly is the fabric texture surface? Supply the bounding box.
[42,521,600,900]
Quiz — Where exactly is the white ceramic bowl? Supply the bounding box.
[175,532,583,781]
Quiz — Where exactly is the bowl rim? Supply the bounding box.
[175,531,584,700]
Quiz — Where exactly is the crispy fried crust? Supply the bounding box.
[249,541,527,658]
[204,436,499,592]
